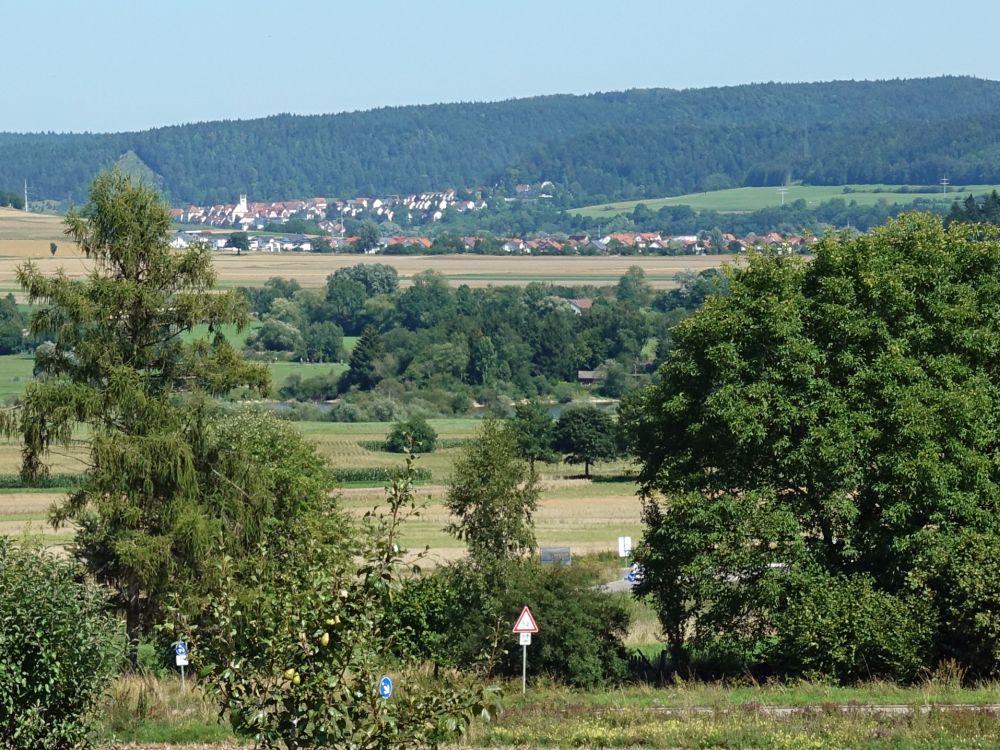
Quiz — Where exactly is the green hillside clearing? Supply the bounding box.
[572,184,1000,217]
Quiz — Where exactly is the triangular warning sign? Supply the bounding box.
[512,606,539,633]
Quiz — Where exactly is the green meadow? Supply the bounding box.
[0,354,34,400]
[572,183,1000,217]
[0,329,357,403]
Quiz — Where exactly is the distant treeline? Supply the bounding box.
[946,190,1000,225]
[0,189,24,209]
[430,193,949,238]
[3,77,1000,205]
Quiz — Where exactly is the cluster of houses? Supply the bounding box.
[168,189,488,231]
[169,228,812,256]
[165,190,811,255]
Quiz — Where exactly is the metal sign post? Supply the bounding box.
[175,641,189,689]
[511,606,539,695]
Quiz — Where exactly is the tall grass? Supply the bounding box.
[94,672,1000,747]
[96,673,231,744]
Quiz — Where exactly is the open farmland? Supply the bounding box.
[0,207,81,257]
[0,251,732,295]
[0,354,34,400]
[0,209,734,294]
[200,252,726,289]
[571,183,1000,217]
[0,418,643,562]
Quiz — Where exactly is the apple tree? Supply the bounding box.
[182,459,499,750]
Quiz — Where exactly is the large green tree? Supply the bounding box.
[553,405,618,478]
[622,214,1000,678]
[330,262,400,296]
[509,400,558,468]
[0,171,269,659]
[352,219,382,253]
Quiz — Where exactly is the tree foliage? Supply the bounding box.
[342,325,385,391]
[946,190,1000,226]
[353,220,382,253]
[445,418,539,563]
[0,539,124,750]
[392,558,631,688]
[331,262,399,296]
[384,415,437,453]
[4,77,1000,205]
[0,170,269,658]
[623,213,1000,679]
[0,189,25,209]
[509,400,558,467]
[553,405,619,478]
[183,461,499,749]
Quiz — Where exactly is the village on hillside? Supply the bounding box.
[168,189,813,256]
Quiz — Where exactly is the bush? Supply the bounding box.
[368,396,405,422]
[908,530,1000,677]
[499,562,630,687]
[0,539,124,749]
[278,370,341,401]
[324,401,366,422]
[552,383,576,403]
[0,473,84,489]
[329,467,432,483]
[393,560,630,687]
[772,572,933,682]
[384,415,438,453]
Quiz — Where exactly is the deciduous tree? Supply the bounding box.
[509,400,557,468]
[186,460,499,750]
[623,214,1000,678]
[446,418,539,563]
[553,405,618,478]
[353,219,382,253]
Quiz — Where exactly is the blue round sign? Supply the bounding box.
[175,641,188,656]
[378,675,393,700]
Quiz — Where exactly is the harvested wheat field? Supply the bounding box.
[0,491,74,547]
[0,437,88,474]
[208,252,735,289]
[337,476,642,565]
[0,207,735,289]
[0,208,81,257]
[0,251,733,292]
[0,207,68,241]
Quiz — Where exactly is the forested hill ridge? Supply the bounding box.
[5,76,1000,206]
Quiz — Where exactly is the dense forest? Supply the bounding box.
[3,76,1000,205]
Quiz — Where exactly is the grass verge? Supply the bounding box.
[94,674,1000,748]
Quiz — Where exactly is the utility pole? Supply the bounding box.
[23,180,28,212]
[777,187,788,206]
[940,175,949,195]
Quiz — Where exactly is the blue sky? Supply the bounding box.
[7,0,1000,133]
